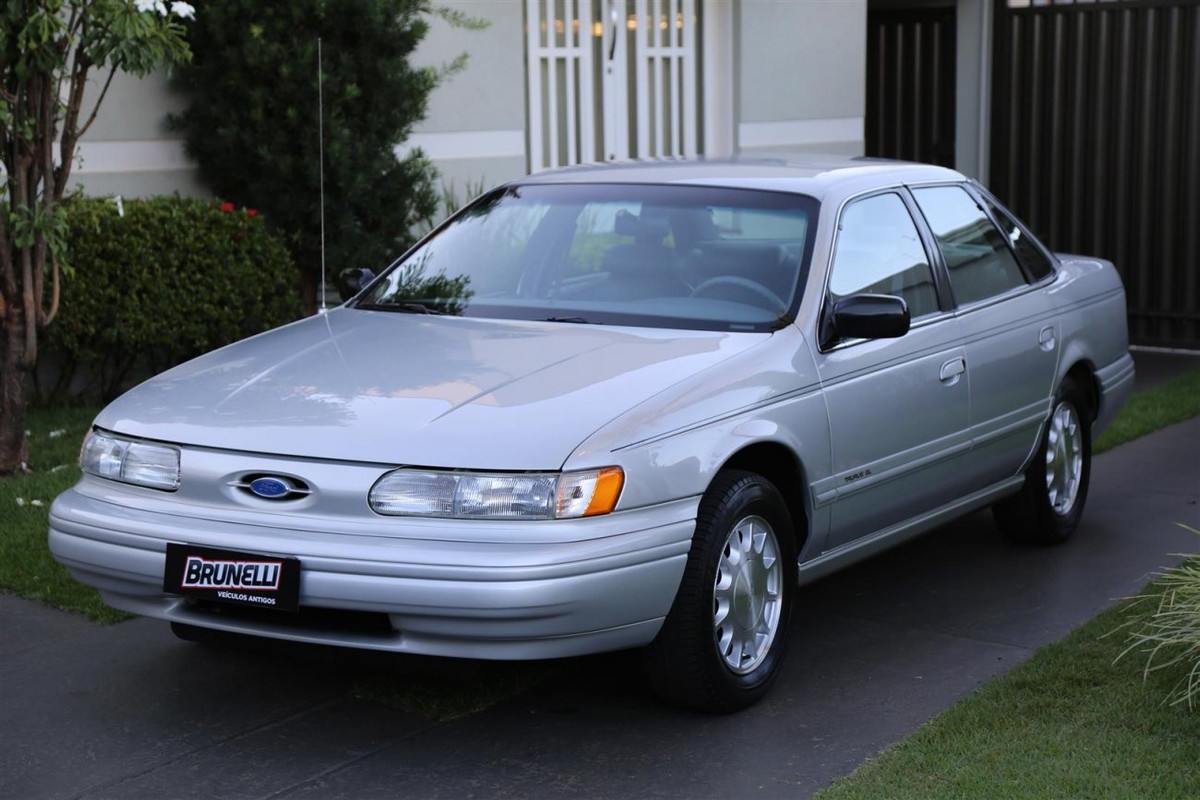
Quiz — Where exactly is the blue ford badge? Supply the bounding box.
[249,477,290,499]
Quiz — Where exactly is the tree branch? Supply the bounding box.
[40,248,61,328]
[55,4,85,124]
[20,218,37,368]
[0,173,13,312]
[74,61,119,143]
[37,70,58,328]
[0,222,9,324]
[59,48,93,187]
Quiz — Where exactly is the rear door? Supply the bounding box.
[813,190,972,551]
[909,184,1059,489]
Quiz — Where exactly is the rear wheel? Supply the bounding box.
[644,470,797,713]
[994,377,1092,544]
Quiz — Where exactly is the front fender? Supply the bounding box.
[565,326,833,556]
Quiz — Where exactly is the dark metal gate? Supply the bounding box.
[990,0,1200,349]
[865,6,958,168]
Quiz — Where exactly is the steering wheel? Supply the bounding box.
[690,275,787,313]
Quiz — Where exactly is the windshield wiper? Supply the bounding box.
[358,301,449,315]
[542,316,600,324]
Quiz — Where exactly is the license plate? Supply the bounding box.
[164,543,300,612]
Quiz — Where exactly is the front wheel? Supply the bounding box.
[994,377,1092,544]
[644,470,797,712]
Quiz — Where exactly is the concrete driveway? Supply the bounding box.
[3,355,1198,800]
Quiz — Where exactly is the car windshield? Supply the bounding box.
[355,182,820,332]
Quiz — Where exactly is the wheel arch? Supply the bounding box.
[716,442,810,554]
[1062,359,1099,422]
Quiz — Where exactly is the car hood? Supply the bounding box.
[96,308,767,469]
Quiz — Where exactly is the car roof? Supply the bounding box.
[514,155,966,201]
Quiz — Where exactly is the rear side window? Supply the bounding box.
[828,192,940,319]
[982,196,1056,281]
[913,185,1027,306]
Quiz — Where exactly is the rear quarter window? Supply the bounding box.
[912,185,1028,306]
[981,195,1056,282]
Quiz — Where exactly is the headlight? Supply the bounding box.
[80,430,180,491]
[369,467,624,519]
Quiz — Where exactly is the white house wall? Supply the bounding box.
[68,70,205,198]
[69,1,529,202]
[736,0,866,156]
[69,0,873,200]
[405,0,528,196]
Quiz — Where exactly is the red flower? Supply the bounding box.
[246,208,258,217]
[219,202,234,213]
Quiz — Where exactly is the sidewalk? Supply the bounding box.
[2,384,1198,799]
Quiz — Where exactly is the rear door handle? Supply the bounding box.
[1039,325,1056,351]
[939,357,966,383]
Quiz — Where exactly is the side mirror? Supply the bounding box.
[337,267,376,301]
[822,293,910,347]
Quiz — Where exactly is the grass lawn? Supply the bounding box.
[1094,363,1200,455]
[814,582,1200,800]
[0,406,129,623]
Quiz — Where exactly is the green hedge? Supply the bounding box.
[40,196,303,403]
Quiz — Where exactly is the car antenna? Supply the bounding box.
[317,36,328,314]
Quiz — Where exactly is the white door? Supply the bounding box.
[526,0,701,171]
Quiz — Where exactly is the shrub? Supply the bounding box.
[169,1,485,306]
[1116,526,1200,708]
[39,196,303,403]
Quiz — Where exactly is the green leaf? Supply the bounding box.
[168,0,475,279]
[39,196,303,404]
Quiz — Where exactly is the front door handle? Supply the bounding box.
[939,357,966,383]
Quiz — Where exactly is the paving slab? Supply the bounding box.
[1,381,1197,799]
[0,595,95,658]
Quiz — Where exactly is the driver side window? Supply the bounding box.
[829,193,940,319]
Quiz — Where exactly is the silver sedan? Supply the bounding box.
[50,158,1134,712]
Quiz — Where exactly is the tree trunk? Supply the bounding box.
[300,271,320,316]
[0,304,31,474]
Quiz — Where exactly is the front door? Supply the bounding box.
[525,0,702,171]
[812,190,971,551]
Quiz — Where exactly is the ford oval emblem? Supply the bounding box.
[249,477,291,499]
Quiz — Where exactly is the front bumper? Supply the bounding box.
[49,485,696,659]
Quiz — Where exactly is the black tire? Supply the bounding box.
[644,470,797,713]
[993,377,1092,545]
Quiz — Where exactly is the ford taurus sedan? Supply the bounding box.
[50,158,1134,712]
